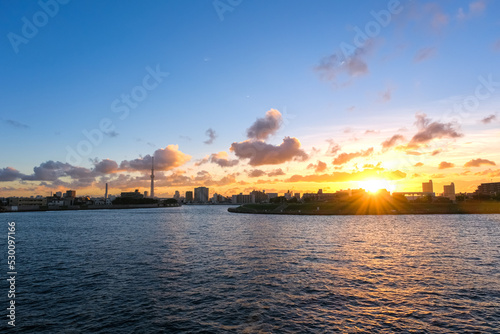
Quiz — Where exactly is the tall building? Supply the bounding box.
[443,183,455,195]
[150,157,155,198]
[105,183,108,199]
[174,190,180,200]
[194,187,209,203]
[443,182,455,200]
[65,190,76,198]
[185,191,193,202]
[422,180,433,193]
[475,182,500,195]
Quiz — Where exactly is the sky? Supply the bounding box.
[1,0,499,198]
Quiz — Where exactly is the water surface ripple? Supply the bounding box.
[1,206,499,332]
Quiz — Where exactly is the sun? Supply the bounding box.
[358,179,395,193]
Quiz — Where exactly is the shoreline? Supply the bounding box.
[228,201,500,216]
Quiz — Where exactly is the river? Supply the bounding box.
[1,206,499,332]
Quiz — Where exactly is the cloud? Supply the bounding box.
[208,151,239,167]
[364,129,379,135]
[286,168,406,183]
[408,113,462,148]
[230,137,308,166]
[246,109,282,140]
[307,161,328,173]
[481,114,497,124]
[414,47,436,62]
[332,148,374,165]
[464,158,496,167]
[438,161,455,169]
[381,134,405,149]
[120,145,191,171]
[268,168,285,177]
[458,0,486,20]
[93,159,119,174]
[5,119,29,129]
[379,88,392,103]
[315,39,375,84]
[248,169,266,178]
[326,139,341,156]
[494,39,500,51]
[22,160,73,181]
[431,149,442,156]
[414,162,424,167]
[424,3,449,30]
[0,167,24,181]
[104,130,119,138]
[204,128,217,144]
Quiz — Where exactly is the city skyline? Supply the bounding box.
[1,0,500,197]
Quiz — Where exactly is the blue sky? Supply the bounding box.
[1,0,499,196]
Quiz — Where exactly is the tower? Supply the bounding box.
[150,156,155,198]
[105,183,108,199]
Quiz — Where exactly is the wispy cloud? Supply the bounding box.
[5,119,29,129]
[332,148,374,165]
[204,128,217,144]
[414,47,436,63]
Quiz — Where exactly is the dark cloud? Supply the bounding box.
[381,134,405,149]
[408,113,462,148]
[120,145,191,171]
[246,109,282,140]
[0,167,24,181]
[464,158,496,167]
[438,161,455,169]
[332,148,374,165]
[248,169,266,178]
[204,128,217,144]
[93,159,119,174]
[481,114,496,124]
[230,137,308,166]
[268,168,285,177]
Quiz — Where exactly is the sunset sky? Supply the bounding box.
[1,0,500,197]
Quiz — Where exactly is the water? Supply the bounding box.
[1,206,499,333]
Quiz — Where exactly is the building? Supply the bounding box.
[294,193,301,200]
[185,191,193,202]
[475,182,500,195]
[422,180,433,193]
[120,189,144,199]
[174,191,180,200]
[150,157,155,198]
[443,182,455,200]
[144,191,148,198]
[65,190,76,198]
[194,187,209,203]
[232,193,255,204]
[267,193,278,200]
[250,190,268,203]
